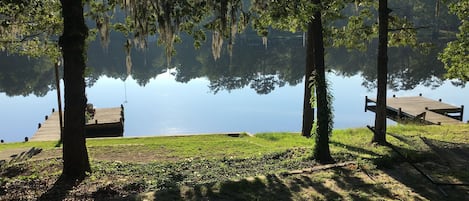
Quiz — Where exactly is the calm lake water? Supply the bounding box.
[1,29,468,142]
[1,71,468,143]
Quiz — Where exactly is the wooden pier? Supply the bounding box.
[365,95,464,125]
[31,106,124,141]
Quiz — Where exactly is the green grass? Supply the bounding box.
[86,133,312,161]
[0,140,58,152]
[2,125,468,163]
[1,124,468,200]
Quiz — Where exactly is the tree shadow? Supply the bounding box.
[381,135,469,201]
[37,174,84,201]
[153,174,295,201]
[333,167,393,201]
[330,141,384,158]
[150,172,186,201]
[387,132,416,146]
[288,174,342,200]
[330,141,399,168]
[147,165,410,200]
[419,137,469,168]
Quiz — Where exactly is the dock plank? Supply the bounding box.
[31,107,124,141]
[366,96,464,125]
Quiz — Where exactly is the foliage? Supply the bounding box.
[0,54,56,97]
[250,0,316,34]
[97,0,251,66]
[329,1,376,50]
[331,0,425,51]
[0,0,463,97]
[0,0,62,58]
[439,1,469,84]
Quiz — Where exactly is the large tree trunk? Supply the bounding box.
[60,0,91,179]
[302,23,315,138]
[311,0,334,164]
[373,0,389,145]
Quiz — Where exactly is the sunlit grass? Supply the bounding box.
[87,133,312,161]
[2,124,468,200]
[2,124,468,163]
[0,140,58,152]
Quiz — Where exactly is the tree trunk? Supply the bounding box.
[311,0,334,164]
[302,23,315,138]
[59,0,91,179]
[373,0,389,145]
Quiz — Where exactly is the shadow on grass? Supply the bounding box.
[419,137,469,168]
[330,141,384,158]
[37,174,83,201]
[382,134,469,201]
[147,166,406,201]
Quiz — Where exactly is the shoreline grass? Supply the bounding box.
[1,124,468,200]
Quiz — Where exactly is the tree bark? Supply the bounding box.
[373,0,389,145]
[311,0,334,164]
[59,0,91,179]
[302,23,315,138]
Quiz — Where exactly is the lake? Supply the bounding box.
[1,70,467,143]
[1,30,468,143]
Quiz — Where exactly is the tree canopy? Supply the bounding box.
[0,0,462,98]
[0,0,61,58]
[439,1,469,84]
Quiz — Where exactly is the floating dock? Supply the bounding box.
[365,95,464,125]
[31,106,124,141]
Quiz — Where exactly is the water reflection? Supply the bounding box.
[1,1,467,142]
[0,53,56,97]
[3,70,467,143]
[1,26,456,99]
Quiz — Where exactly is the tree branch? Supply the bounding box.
[388,26,431,32]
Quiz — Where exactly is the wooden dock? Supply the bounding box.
[365,95,464,125]
[31,106,124,141]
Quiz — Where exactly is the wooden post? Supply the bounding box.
[365,96,368,112]
[419,93,422,96]
[398,108,402,119]
[54,61,64,143]
[460,105,464,121]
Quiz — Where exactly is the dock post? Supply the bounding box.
[439,98,442,102]
[398,108,402,120]
[52,108,55,112]
[45,115,48,120]
[461,105,464,121]
[419,93,422,96]
[38,123,41,128]
[365,96,368,112]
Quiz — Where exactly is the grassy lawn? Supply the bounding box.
[1,124,468,200]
